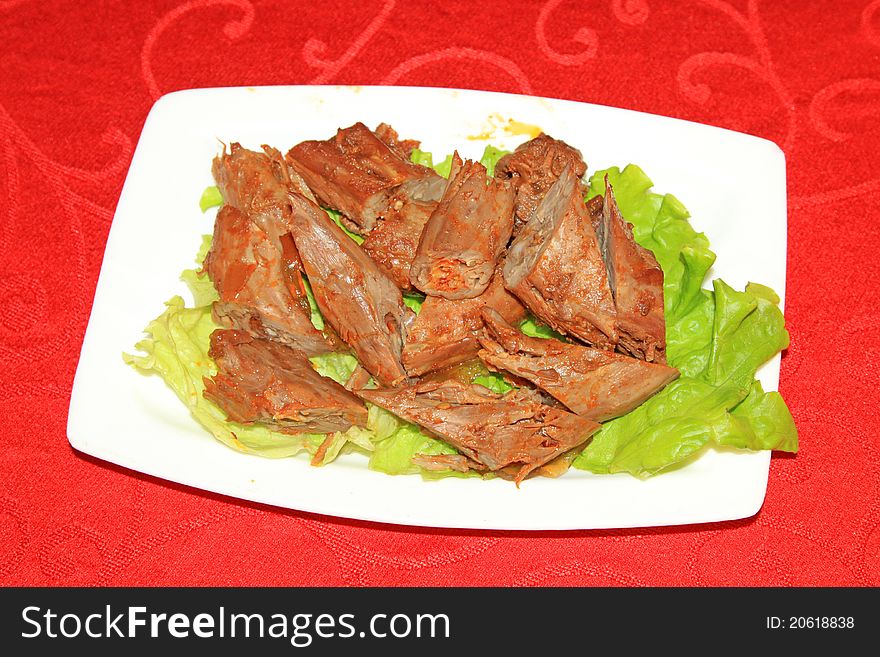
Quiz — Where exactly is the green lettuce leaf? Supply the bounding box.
[705,280,789,390]
[411,148,454,178]
[309,352,359,386]
[479,145,509,177]
[199,185,223,213]
[472,372,516,394]
[123,297,326,458]
[366,405,459,475]
[411,145,509,178]
[432,155,454,179]
[574,376,746,476]
[574,166,797,476]
[323,207,365,244]
[410,148,434,169]
[402,291,425,314]
[721,380,798,452]
[519,316,567,341]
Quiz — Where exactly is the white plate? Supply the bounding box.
[67,85,786,531]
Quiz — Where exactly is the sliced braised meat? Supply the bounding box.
[410,154,515,299]
[262,144,318,204]
[598,179,667,362]
[343,365,373,392]
[401,295,481,377]
[211,142,314,309]
[402,271,527,376]
[287,192,411,386]
[286,122,445,234]
[374,122,421,160]
[277,232,307,302]
[204,206,334,355]
[495,133,587,236]
[212,143,306,246]
[357,380,599,484]
[478,308,679,422]
[361,193,436,290]
[503,167,618,349]
[203,329,367,434]
[411,453,489,474]
[585,193,603,228]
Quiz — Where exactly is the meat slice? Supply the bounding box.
[598,179,667,362]
[211,143,312,304]
[410,154,515,299]
[503,167,618,350]
[203,329,367,434]
[212,143,312,244]
[360,193,436,290]
[287,192,411,386]
[478,308,679,422]
[411,453,489,474]
[357,380,599,484]
[374,122,421,160]
[286,122,445,234]
[262,144,318,204]
[585,193,603,228]
[402,271,527,376]
[277,232,307,301]
[495,133,587,235]
[204,206,334,356]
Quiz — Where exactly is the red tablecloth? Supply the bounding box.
[2,0,878,586]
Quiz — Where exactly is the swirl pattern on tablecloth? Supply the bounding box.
[0,0,876,586]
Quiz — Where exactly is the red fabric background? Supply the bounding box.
[1,0,878,586]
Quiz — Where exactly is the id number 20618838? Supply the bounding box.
[766,617,855,630]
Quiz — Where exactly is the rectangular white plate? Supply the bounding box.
[67,85,786,530]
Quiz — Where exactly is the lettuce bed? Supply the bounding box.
[125,148,796,480]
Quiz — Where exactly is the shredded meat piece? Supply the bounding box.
[503,167,618,350]
[204,205,334,355]
[495,133,587,236]
[374,122,421,160]
[410,153,515,299]
[286,122,445,234]
[478,308,679,422]
[288,191,411,386]
[361,193,436,290]
[402,271,526,376]
[597,178,667,362]
[357,380,599,485]
[203,329,367,434]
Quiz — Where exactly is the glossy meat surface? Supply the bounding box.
[410,154,515,299]
[478,309,679,422]
[374,122,421,160]
[286,122,444,234]
[598,179,667,362]
[495,134,587,235]
[402,271,527,376]
[288,192,411,386]
[212,143,338,346]
[203,329,367,434]
[357,380,599,484]
[503,168,618,349]
[204,205,333,355]
[212,143,310,245]
[361,193,436,290]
